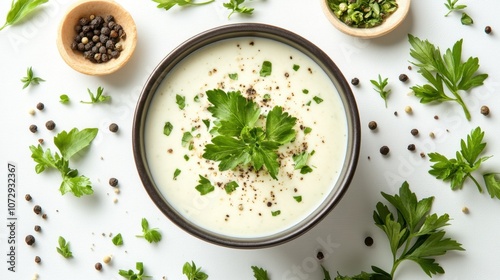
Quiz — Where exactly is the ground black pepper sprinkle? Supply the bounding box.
[25,235,35,246]
[109,123,119,132]
[29,124,38,133]
[485,26,492,34]
[36,102,44,110]
[316,251,324,260]
[95,262,103,271]
[351,77,359,86]
[411,128,419,136]
[380,146,390,155]
[45,120,56,130]
[35,256,41,264]
[420,152,426,158]
[368,121,377,130]
[399,74,409,82]
[34,225,41,232]
[109,177,118,187]
[25,194,32,201]
[407,144,416,151]
[364,236,374,246]
[480,105,490,116]
[33,205,42,215]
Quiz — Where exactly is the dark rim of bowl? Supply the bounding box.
[132,23,361,249]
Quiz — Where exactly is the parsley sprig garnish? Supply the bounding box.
[0,0,48,31]
[408,35,488,121]
[81,86,111,104]
[335,182,464,279]
[21,67,45,89]
[444,0,467,16]
[56,236,73,258]
[202,89,297,180]
[119,262,152,280]
[136,218,162,243]
[29,128,98,197]
[428,127,500,199]
[152,0,214,10]
[223,0,254,18]
[183,261,208,280]
[370,75,390,108]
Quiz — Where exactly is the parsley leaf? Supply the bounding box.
[59,94,70,104]
[29,128,98,197]
[173,168,182,180]
[483,173,500,199]
[444,0,467,16]
[428,127,493,195]
[224,181,239,194]
[223,0,254,18]
[370,74,390,108]
[136,218,162,243]
[164,122,173,136]
[112,233,124,246]
[152,0,214,11]
[408,35,488,121]
[337,182,464,279]
[0,0,48,31]
[251,265,270,280]
[21,67,45,89]
[56,236,73,258]
[228,73,238,80]
[260,60,272,77]
[195,175,215,195]
[461,12,473,25]
[271,210,281,216]
[119,262,152,280]
[81,86,111,104]
[176,94,186,109]
[183,261,208,280]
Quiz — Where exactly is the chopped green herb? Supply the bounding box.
[152,0,214,11]
[228,73,238,80]
[136,218,162,243]
[176,94,186,109]
[195,175,214,195]
[271,210,281,216]
[444,0,467,16]
[302,89,309,94]
[326,0,398,28]
[306,100,312,106]
[293,64,300,71]
[223,0,254,18]
[293,151,310,170]
[202,119,210,130]
[321,265,332,280]
[300,165,313,174]
[193,95,200,102]
[259,61,272,77]
[263,93,271,100]
[119,262,151,280]
[370,75,390,108]
[483,173,500,200]
[21,67,45,89]
[56,236,73,258]
[0,0,49,31]
[224,181,239,194]
[461,12,473,25]
[182,131,194,148]
[112,233,123,246]
[313,96,324,104]
[304,127,312,134]
[183,261,208,280]
[59,94,70,104]
[29,128,98,197]
[251,265,270,280]
[173,168,182,180]
[293,196,302,202]
[81,86,110,104]
[184,155,190,161]
[163,122,173,136]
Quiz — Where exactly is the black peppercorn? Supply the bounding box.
[351,77,359,86]
[380,146,390,155]
[399,74,409,82]
[35,256,41,263]
[33,205,42,215]
[25,235,35,246]
[411,128,419,136]
[109,123,119,132]
[364,236,374,246]
[36,102,44,110]
[109,177,118,187]
[29,124,38,133]
[480,105,490,116]
[25,194,32,201]
[485,26,492,34]
[95,262,103,271]
[316,251,324,260]
[45,120,56,131]
[34,225,41,232]
[407,144,416,151]
[368,121,377,130]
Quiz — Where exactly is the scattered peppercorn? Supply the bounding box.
[34,225,41,232]
[411,128,419,136]
[25,194,32,201]
[485,26,492,34]
[364,236,374,246]
[29,124,38,133]
[434,115,439,120]
[351,77,359,86]
[29,108,36,115]
[420,152,426,158]
[393,111,398,116]
[109,123,119,132]
[45,120,56,130]
[33,205,42,215]
[404,106,412,114]
[103,255,112,264]
[429,132,435,139]
[35,256,41,264]
[25,235,36,246]
[109,177,118,187]
[480,105,490,116]
[42,213,47,219]
[316,251,324,260]
[95,262,103,271]
[38,138,44,144]
[36,102,44,110]
[399,74,409,82]
[407,144,416,151]
[407,65,412,70]
[380,146,390,155]
[368,121,377,130]
[462,206,469,214]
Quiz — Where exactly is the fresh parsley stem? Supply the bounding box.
[467,173,483,193]
[194,0,214,5]
[450,89,471,121]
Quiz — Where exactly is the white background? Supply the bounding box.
[1,0,499,279]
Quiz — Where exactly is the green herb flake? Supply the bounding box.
[119,262,152,280]
[263,93,271,100]
[56,236,73,258]
[483,173,500,199]
[176,94,186,109]
[302,89,309,94]
[173,168,181,180]
[304,127,312,134]
[136,218,162,243]
[224,181,239,194]
[251,265,270,280]
[59,94,70,104]
[327,0,398,28]
[195,175,214,195]
[271,210,281,216]
[461,12,473,25]
[293,64,300,71]
[163,122,173,136]
[259,61,272,77]
[202,119,210,130]
[112,233,123,246]
[293,196,302,202]
[182,131,193,148]
[300,165,313,174]
[193,95,200,102]
[313,96,323,104]
[81,86,111,104]
[0,0,49,31]
[228,73,238,80]
[184,155,190,161]
[21,67,45,89]
[183,261,208,280]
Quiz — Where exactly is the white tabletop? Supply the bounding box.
[1,0,499,279]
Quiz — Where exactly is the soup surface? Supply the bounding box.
[145,37,348,237]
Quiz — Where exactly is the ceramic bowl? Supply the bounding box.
[56,0,137,75]
[132,23,360,248]
[321,0,411,38]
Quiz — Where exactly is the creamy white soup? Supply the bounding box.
[144,37,348,238]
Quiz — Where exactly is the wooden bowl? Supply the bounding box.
[321,0,411,39]
[56,0,137,75]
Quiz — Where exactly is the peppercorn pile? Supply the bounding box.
[71,15,125,63]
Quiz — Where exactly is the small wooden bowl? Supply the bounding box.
[56,0,137,75]
[321,0,411,39]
